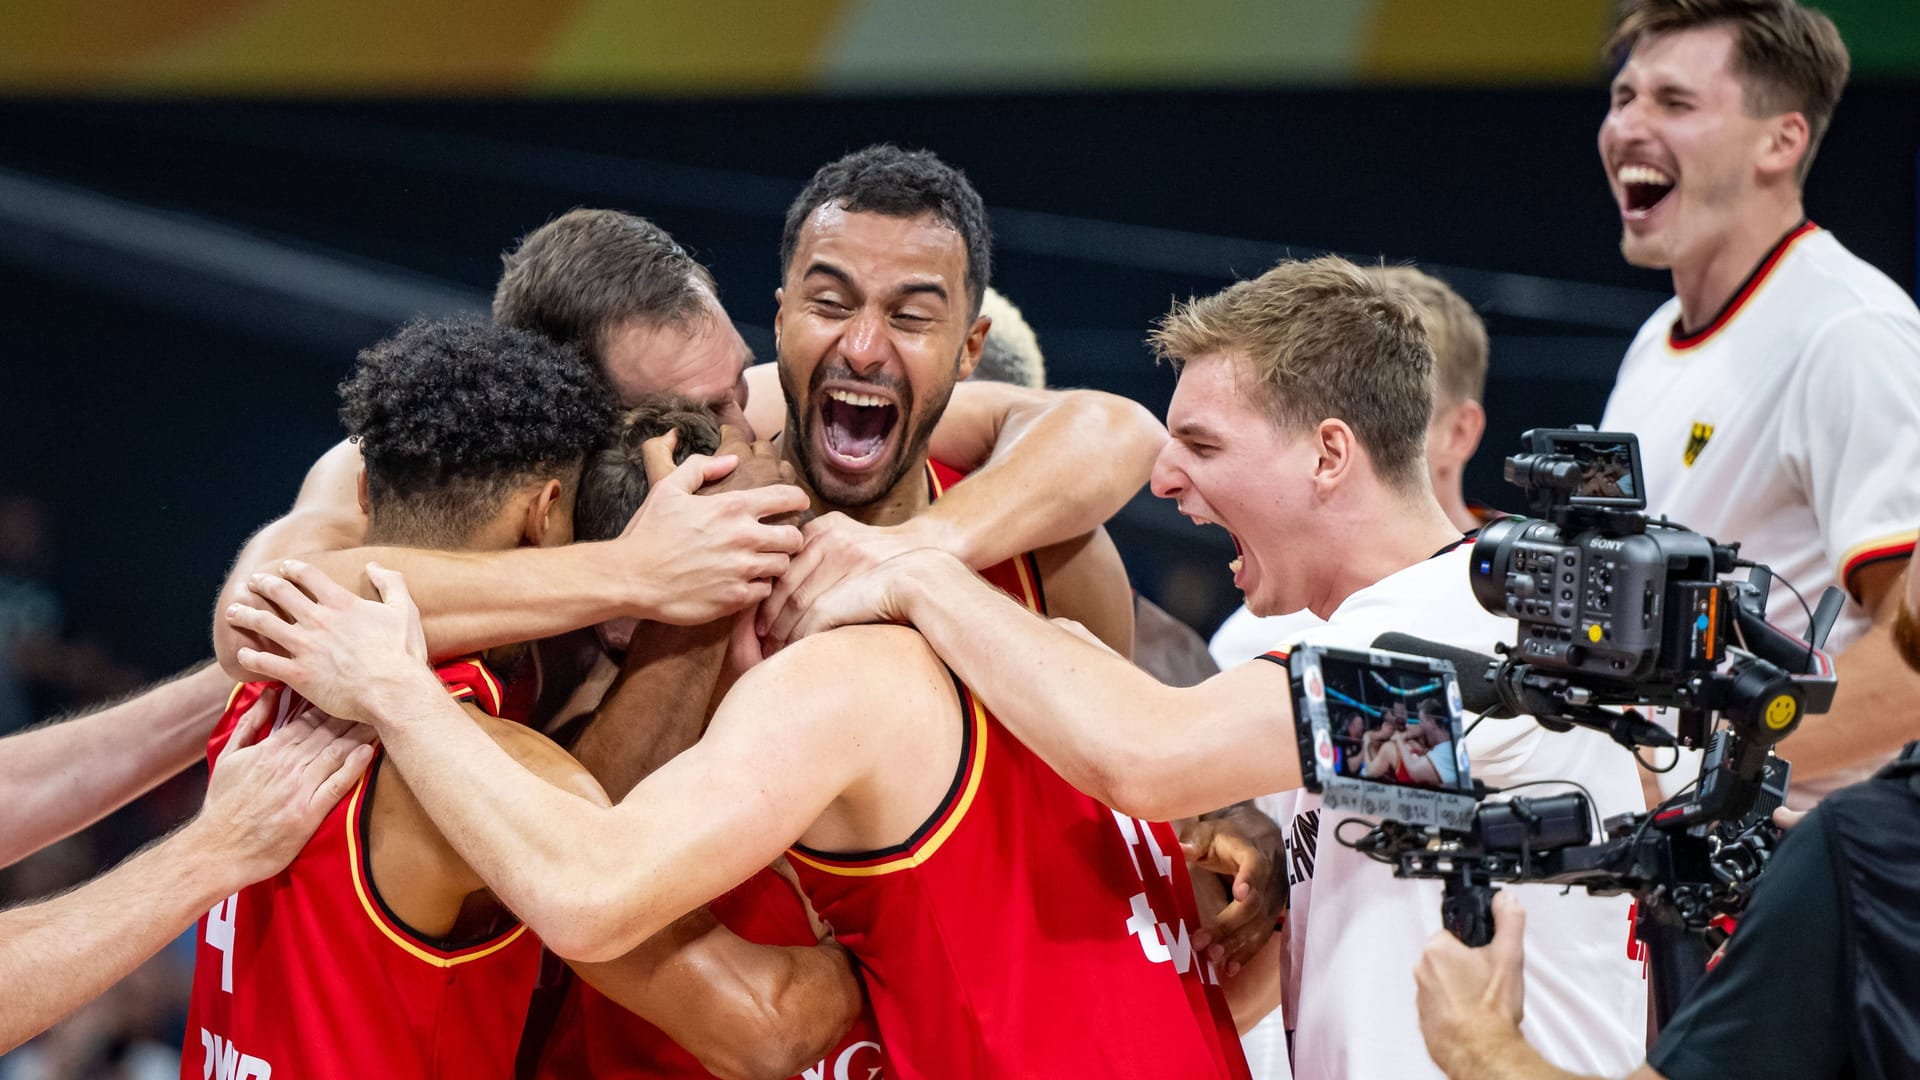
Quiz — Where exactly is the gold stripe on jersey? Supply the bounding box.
[1840,527,1920,597]
[787,691,991,878]
[343,762,530,968]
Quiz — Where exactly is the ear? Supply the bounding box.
[356,463,371,517]
[1758,111,1811,182]
[522,478,566,548]
[957,313,989,381]
[773,287,785,343]
[1311,418,1358,496]
[1432,399,1487,468]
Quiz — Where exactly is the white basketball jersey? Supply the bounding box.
[1601,224,1920,654]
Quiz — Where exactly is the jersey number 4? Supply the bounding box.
[207,893,239,994]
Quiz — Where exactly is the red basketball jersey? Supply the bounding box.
[183,659,542,1080]
[535,865,887,1079]
[787,462,1251,1079]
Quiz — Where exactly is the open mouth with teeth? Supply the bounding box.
[817,386,901,471]
[1618,163,1676,217]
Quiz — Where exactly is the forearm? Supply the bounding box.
[1788,619,1920,781]
[572,620,731,798]
[0,821,238,1053]
[0,662,232,868]
[897,560,1291,820]
[572,911,861,1080]
[925,390,1162,568]
[296,544,636,662]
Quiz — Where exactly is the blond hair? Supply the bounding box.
[1609,0,1849,182]
[1363,265,1488,411]
[973,287,1047,389]
[1151,256,1434,491]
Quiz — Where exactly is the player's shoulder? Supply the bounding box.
[758,625,950,709]
[1785,230,1920,329]
[470,705,610,807]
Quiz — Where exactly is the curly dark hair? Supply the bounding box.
[779,145,992,316]
[339,318,617,546]
[574,396,724,544]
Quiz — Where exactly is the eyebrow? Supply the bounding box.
[1171,421,1221,441]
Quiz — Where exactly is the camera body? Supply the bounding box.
[1469,429,1728,689]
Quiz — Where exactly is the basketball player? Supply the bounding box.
[212,209,1165,688]
[773,257,1649,1080]
[184,319,625,1080]
[1594,0,1920,795]
[232,147,1262,1079]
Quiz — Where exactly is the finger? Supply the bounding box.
[279,558,360,609]
[767,566,836,645]
[248,572,322,623]
[1771,806,1807,830]
[751,554,792,581]
[236,646,301,684]
[215,686,277,769]
[640,431,679,485]
[729,484,812,522]
[650,452,737,500]
[801,512,847,543]
[1489,890,1528,962]
[759,538,829,636]
[311,743,376,816]
[365,562,417,615]
[716,424,753,456]
[226,600,293,637]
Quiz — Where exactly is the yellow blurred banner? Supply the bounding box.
[2,0,1910,95]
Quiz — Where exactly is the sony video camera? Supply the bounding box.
[1288,429,1841,1019]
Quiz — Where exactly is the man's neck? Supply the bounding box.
[1671,197,1806,334]
[777,435,932,527]
[1308,492,1465,620]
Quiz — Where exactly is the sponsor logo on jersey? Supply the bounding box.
[1683,422,1714,467]
[801,1039,885,1080]
[1284,808,1320,887]
[199,1029,272,1080]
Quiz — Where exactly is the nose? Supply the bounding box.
[1600,98,1648,151]
[1149,441,1187,501]
[840,308,888,376]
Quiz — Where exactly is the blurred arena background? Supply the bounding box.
[0,2,1915,1074]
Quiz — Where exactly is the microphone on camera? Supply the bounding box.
[1369,632,1676,750]
[1371,633,1505,714]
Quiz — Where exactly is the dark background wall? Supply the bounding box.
[2,83,1916,673]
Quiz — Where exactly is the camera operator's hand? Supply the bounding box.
[1414,891,1531,1079]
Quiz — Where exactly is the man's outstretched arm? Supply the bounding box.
[792,548,1301,822]
[0,698,373,1053]
[751,373,1166,641]
[1784,560,1920,781]
[0,661,234,869]
[216,448,807,677]
[229,560,893,963]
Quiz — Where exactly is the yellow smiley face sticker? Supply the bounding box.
[1764,694,1798,731]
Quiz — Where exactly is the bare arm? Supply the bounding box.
[569,617,733,799]
[569,906,863,1080]
[215,448,807,676]
[1784,561,1920,781]
[756,377,1166,644]
[212,440,369,679]
[230,562,886,963]
[792,548,1300,822]
[0,700,373,1053]
[0,661,233,868]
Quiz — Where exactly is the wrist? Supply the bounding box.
[1438,1012,1542,1080]
[167,820,258,904]
[911,509,976,568]
[592,540,662,621]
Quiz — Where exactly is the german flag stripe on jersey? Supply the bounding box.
[1668,221,1817,352]
[1841,529,1919,602]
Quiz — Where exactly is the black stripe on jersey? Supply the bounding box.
[358,757,521,953]
[1023,551,1049,614]
[790,669,976,866]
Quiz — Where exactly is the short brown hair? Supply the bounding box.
[1151,256,1434,491]
[1363,266,1488,411]
[493,209,717,370]
[573,396,724,544]
[1609,0,1849,181]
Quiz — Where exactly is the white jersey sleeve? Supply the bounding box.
[1782,306,1920,602]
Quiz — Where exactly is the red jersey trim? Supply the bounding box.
[1840,528,1919,603]
[343,769,532,968]
[1666,221,1817,352]
[789,685,989,878]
